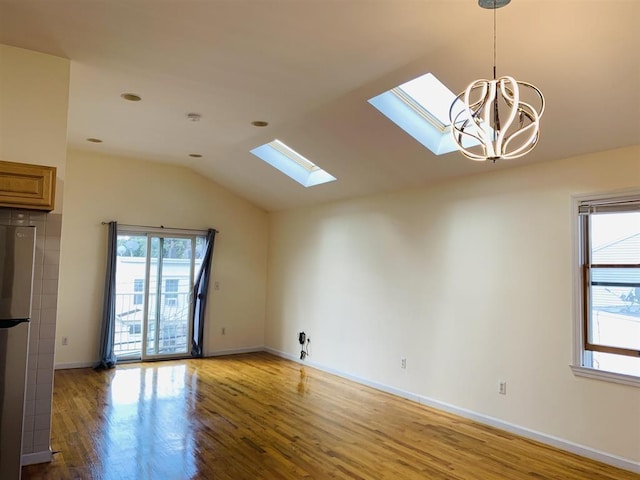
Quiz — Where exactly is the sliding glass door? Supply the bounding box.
[113,230,205,361]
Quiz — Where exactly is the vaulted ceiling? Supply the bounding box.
[1,0,638,211]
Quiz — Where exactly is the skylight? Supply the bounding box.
[250,139,336,187]
[368,72,478,156]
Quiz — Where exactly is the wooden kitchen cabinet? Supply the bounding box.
[0,160,56,211]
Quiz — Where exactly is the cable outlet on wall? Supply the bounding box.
[61,336,68,346]
[401,357,407,369]
[499,381,507,395]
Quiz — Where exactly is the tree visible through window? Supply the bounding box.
[578,194,640,379]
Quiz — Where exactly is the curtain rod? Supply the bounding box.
[101,222,219,234]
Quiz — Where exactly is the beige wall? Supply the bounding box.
[0,44,70,462]
[266,145,640,464]
[56,150,268,366]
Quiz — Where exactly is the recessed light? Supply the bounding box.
[86,138,103,143]
[251,120,269,127]
[189,153,203,158]
[121,93,142,102]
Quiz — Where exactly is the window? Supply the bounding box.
[133,278,144,305]
[367,72,479,156]
[114,229,207,360]
[250,139,336,187]
[164,278,179,306]
[574,192,640,385]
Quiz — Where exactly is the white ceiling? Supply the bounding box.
[1,0,638,211]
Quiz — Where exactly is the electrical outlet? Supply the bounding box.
[61,336,68,346]
[499,381,507,395]
[214,281,220,291]
[221,327,226,335]
[401,357,407,369]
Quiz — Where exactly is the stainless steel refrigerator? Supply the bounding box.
[0,225,36,480]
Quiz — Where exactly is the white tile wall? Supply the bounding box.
[1,208,60,458]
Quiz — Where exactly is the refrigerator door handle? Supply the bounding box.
[0,319,29,329]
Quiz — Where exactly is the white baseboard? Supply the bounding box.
[55,361,96,370]
[413,395,639,474]
[265,347,640,474]
[205,346,264,357]
[22,449,52,466]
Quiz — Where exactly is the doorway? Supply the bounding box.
[113,230,206,361]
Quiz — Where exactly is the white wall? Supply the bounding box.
[266,145,640,465]
[56,150,268,366]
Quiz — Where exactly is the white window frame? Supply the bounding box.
[571,188,640,387]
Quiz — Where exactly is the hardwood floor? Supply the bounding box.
[22,352,637,480]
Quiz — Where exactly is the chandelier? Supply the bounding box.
[449,0,544,162]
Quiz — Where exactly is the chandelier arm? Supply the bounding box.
[455,140,492,162]
[459,149,492,162]
[500,80,544,158]
[496,136,539,159]
[495,77,521,157]
[451,112,490,161]
[453,84,494,146]
[484,83,501,158]
[466,81,497,158]
[500,106,540,157]
[450,80,490,120]
[452,121,485,148]
[451,95,482,129]
[456,143,491,161]
[501,125,540,159]
[450,95,479,132]
[516,82,546,117]
[479,81,496,131]
[463,81,489,126]
[451,83,496,159]
[503,82,545,117]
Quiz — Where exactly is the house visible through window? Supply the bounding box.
[165,278,179,306]
[577,193,640,381]
[133,278,144,305]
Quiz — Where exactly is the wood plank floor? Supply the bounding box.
[22,352,638,480]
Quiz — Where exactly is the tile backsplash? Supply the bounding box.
[0,208,61,458]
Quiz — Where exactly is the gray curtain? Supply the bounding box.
[191,228,217,357]
[98,221,118,369]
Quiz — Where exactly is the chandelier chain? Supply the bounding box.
[493,0,498,135]
[493,0,497,80]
